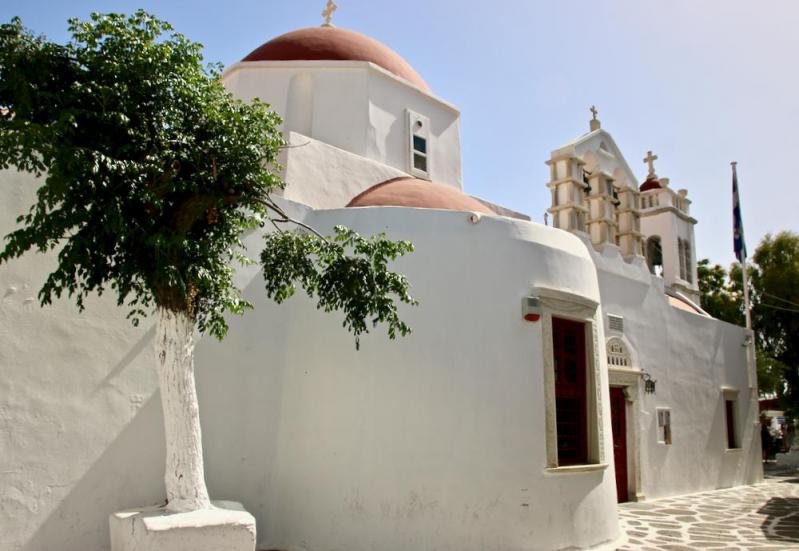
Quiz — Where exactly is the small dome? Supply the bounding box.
[243,27,429,91]
[640,177,661,192]
[347,178,496,214]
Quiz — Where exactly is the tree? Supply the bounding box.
[750,231,799,416]
[697,231,799,416]
[697,258,743,325]
[0,11,416,513]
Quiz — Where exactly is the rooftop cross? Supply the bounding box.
[644,150,659,179]
[589,105,601,131]
[322,0,338,27]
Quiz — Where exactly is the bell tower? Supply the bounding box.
[638,151,699,303]
[547,108,643,258]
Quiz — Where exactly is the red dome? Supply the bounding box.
[243,27,429,91]
[347,178,496,215]
[640,177,662,192]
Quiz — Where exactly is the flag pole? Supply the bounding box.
[732,161,753,331]
[732,161,755,388]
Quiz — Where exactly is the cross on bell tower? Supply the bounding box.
[643,150,658,179]
[322,0,338,27]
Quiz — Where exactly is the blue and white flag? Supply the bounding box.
[732,163,747,262]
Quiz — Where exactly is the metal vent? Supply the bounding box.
[608,314,624,333]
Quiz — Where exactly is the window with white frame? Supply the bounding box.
[407,109,430,179]
[538,289,605,471]
[657,408,672,445]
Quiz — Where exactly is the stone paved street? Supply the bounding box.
[616,468,799,550]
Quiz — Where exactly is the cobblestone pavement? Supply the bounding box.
[616,471,799,550]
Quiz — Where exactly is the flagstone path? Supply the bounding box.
[616,471,799,550]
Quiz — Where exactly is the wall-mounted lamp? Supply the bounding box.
[642,371,657,394]
[522,296,541,322]
[742,335,753,347]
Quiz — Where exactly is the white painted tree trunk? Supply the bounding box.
[155,306,211,513]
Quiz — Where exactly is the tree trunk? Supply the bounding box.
[155,306,211,513]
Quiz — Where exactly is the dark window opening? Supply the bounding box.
[646,236,663,277]
[413,135,427,154]
[725,399,738,448]
[553,317,588,465]
[413,153,427,172]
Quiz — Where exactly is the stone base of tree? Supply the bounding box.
[109,500,255,551]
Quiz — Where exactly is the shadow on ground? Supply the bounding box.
[758,496,799,543]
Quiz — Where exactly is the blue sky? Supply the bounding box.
[4,0,797,267]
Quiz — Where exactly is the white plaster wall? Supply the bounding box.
[223,61,462,189]
[0,166,760,551]
[591,245,762,500]
[365,70,462,187]
[224,62,370,156]
[0,170,165,551]
[279,131,407,209]
[195,208,621,551]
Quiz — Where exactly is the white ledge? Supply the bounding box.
[545,463,609,474]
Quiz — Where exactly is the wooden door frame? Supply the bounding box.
[608,367,645,502]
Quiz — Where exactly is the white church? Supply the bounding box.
[0,11,762,551]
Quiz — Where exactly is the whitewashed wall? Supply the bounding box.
[196,207,622,551]
[591,245,762,499]
[0,170,164,551]
[0,166,761,551]
[223,61,463,190]
[279,131,407,209]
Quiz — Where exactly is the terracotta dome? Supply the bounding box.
[347,178,496,215]
[243,27,429,91]
[640,177,662,192]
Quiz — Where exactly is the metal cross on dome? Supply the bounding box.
[590,105,598,120]
[644,150,659,178]
[322,0,338,27]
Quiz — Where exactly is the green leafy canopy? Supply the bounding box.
[0,10,416,343]
[698,231,799,415]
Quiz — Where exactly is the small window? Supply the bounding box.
[607,338,630,368]
[676,238,693,283]
[683,240,693,284]
[657,409,672,445]
[723,390,739,449]
[407,109,430,179]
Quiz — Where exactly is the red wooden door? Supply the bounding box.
[553,318,587,465]
[609,386,629,503]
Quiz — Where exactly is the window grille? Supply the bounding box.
[606,337,631,368]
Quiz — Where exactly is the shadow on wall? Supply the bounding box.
[92,326,156,396]
[22,392,165,551]
[195,271,294,545]
[759,496,799,543]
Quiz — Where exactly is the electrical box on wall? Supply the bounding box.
[522,296,541,322]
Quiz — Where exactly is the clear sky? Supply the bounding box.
[4,0,797,267]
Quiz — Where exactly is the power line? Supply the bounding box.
[761,291,799,310]
[758,302,799,314]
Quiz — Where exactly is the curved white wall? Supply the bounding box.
[196,207,622,551]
